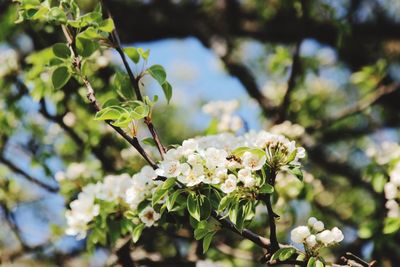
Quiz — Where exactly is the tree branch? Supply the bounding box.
[0,155,58,193]
[104,4,166,158]
[308,83,399,132]
[60,25,157,169]
[275,40,302,123]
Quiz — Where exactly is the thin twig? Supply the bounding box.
[0,155,58,192]
[275,39,302,123]
[60,25,157,169]
[310,83,398,131]
[104,5,166,158]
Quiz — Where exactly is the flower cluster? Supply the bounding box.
[385,161,400,218]
[202,100,243,132]
[291,217,344,252]
[366,141,400,218]
[65,166,160,239]
[155,131,305,195]
[0,48,19,78]
[269,120,305,139]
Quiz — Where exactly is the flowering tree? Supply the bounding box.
[1,0,400,266]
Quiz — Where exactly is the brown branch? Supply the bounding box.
[275,40,302,123]
[309,83,399,132]
[60,25,157,169]
[104,5,166,158]
[0,155,58,193]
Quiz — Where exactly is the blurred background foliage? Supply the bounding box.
[0,0,400,266]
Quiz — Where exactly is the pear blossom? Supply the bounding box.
[242,151,266,171]
[139,207,161,227]
[156,160,182,178]
[221,174,237,194]
[178,163,205,186]
[290,226,310,243]
[317,230,335,245]
[291,217,344,252]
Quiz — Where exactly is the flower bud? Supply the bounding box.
[291,226,311,243]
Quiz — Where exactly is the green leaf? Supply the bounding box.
[76,37,98,58]
[152,186,168,206]
[124,47,140,64]
[162,178,177,190]
[187,194,201,221]
[161,81,173,104]
[315,260,324,267]
[307,257,316,267]
[52,66,71,89]
[194,227,210,240]
[278,247,296,261]
[199,197,211,221]
[288,167,303,181]
[137,48,150,60]
[114,72,134,100]
[31,6,48,20]
[218,195,232,212]
[142,137,157,147]
[131,104,149,120]
[260,183,274,194]
[132,223,145,243]
[166,189,184,211]
[94,106,125,121]
[47,7,66,23]
[232,147,265,158]
[99,18,115,32]
[202,232,215,253]
[148,65,167,85]
[383,217,400,234]
[52,43,71,59]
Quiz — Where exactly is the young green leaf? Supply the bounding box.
[199,197,211,220]
[152,186,168,206]
[132,223,145,243]
[142,137,157,147]
[187,194,201,221]
[114,72,134,100]
[47,7,67,23]
[278,247,296,261]
[383,217,400,234]
[288,167,303,181]
[194,227,210,240]
[137,48,150,60]
[111,112,132,128]
[94,106,124,121]
[161,81,172,104]
[162,177,177,190]
[148,65,166,86]
[166,189,184,211]
[307,257,316,267]
[202,232,215,253]
[124,47,140,64]
[76,37,98,58]
[52,43,70,59]
[52,66,71,89]
[260,183,274,194]
[99,18,115,32]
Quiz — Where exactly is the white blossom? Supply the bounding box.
[139,207,161,227]
[220,174,237,194]
[312,220,325,232]
[290,226,311,243]
[317,230,335,245]
[242,151,266,171]
[306,234,317,248]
